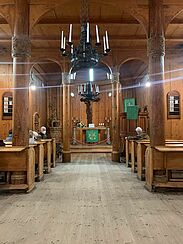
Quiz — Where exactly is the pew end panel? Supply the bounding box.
[145,146,183,191]
[0,147,35,192]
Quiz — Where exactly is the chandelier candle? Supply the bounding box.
[71,44,73,54]
[63,36,66,50]
[61,31,64,50]
[87,22,90,43]
[96,25,100,44]
[69,24,72,44]
[105,31,110,51]
[103,36,107,55]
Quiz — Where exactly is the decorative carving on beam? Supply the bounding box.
[147,35,165,57]
[0,5,14,32]
[128,7,148,36]
[12,35,31,58]
[0,46,7,54]
[112,72,120,83]
[164,6,183,32]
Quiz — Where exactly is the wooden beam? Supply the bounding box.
[38,17,139,25]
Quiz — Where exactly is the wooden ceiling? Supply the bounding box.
[0,0,183,83]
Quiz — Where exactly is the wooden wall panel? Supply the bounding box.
[0,64,13,139]
[164,54,183,139]
[29,86,47,130]
[0,64,47,139]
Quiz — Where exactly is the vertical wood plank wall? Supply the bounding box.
[0,64,13,139]
[1,57,183,140]
[0,64,47,139]
[29,86,47,130]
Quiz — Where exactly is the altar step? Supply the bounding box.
[70,144,112,153]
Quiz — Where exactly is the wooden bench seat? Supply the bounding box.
[145,145,183,191]
[128,139,183,179]
[40,138,56,169]
[0,146,35,192]
[40,139,52,173]
[34,142,44,181]
[4,141,45,182]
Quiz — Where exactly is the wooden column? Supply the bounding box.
[112,72,121,162]
[12,0,30,146]
[148,0,165,146]
[62,73,71,162]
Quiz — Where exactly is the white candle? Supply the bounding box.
[71,44,73,54]
[87,22,90,43]
[103,36,106,54]
[105,31,109,50]
[96,25,100,43]
[63,36,66,50]
[61,31,64,49]
[69,24,72,43]
[96,85,99,93]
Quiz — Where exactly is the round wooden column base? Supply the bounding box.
[112,151,120,162]
[62,151,71,163]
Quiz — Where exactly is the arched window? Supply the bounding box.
[2,92,13,120]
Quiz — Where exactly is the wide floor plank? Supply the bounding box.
[0,153,183,244]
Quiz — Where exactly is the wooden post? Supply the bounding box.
[12,0,31,146]
[148,0,165,146]
[62,73,71,162]
[112,72,121,162]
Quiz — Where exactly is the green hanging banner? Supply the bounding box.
[127,105,139,120]
[124,98,135,112]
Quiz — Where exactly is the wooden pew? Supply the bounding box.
[40,139,52,173]
[125,137,149,168]
[34,142,44,181]
[51,138,56,168]
[145,145,183,191]
[4,141,45,182]
[0,147,35,192]
[131,140,183,179]
[137,142,149,180]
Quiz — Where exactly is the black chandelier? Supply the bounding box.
[78,81,100,103]
[60,0,110,72]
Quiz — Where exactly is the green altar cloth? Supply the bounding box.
[86,129,99,143]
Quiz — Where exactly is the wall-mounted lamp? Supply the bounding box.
[145,82,151,88]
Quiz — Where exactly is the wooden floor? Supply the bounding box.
[0,153,183,244]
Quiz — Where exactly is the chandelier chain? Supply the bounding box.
[80,0,89,24]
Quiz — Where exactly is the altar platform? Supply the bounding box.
[70,144,112,153]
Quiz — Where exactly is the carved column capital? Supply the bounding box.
[147,35,165,57]
[12,35,31,58]
[111,72,120,83]
[62,72,70,85]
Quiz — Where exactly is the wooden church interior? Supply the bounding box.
[0,0,183,243]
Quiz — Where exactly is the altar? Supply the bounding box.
[77,127,107,143]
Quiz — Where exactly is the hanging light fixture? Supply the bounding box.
[60,0,110,73]
[78,81,100,103]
